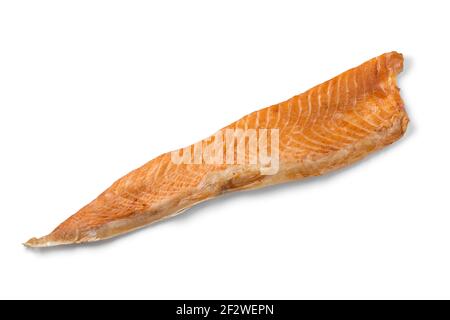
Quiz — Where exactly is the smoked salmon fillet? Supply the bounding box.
[25,52,409,247]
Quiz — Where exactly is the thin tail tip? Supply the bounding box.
[24,236,48,248]
[23,234,66,248]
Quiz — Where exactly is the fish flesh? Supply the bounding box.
[25,52,409,247]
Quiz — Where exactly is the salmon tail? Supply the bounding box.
[24,229,76,248]
[24,234,61,248]
[24,213,94,247]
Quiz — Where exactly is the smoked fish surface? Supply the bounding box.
[25,52,409,247]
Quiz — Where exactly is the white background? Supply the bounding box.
[1,1,449,299]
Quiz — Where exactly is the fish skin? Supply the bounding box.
[25,52,409,247]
